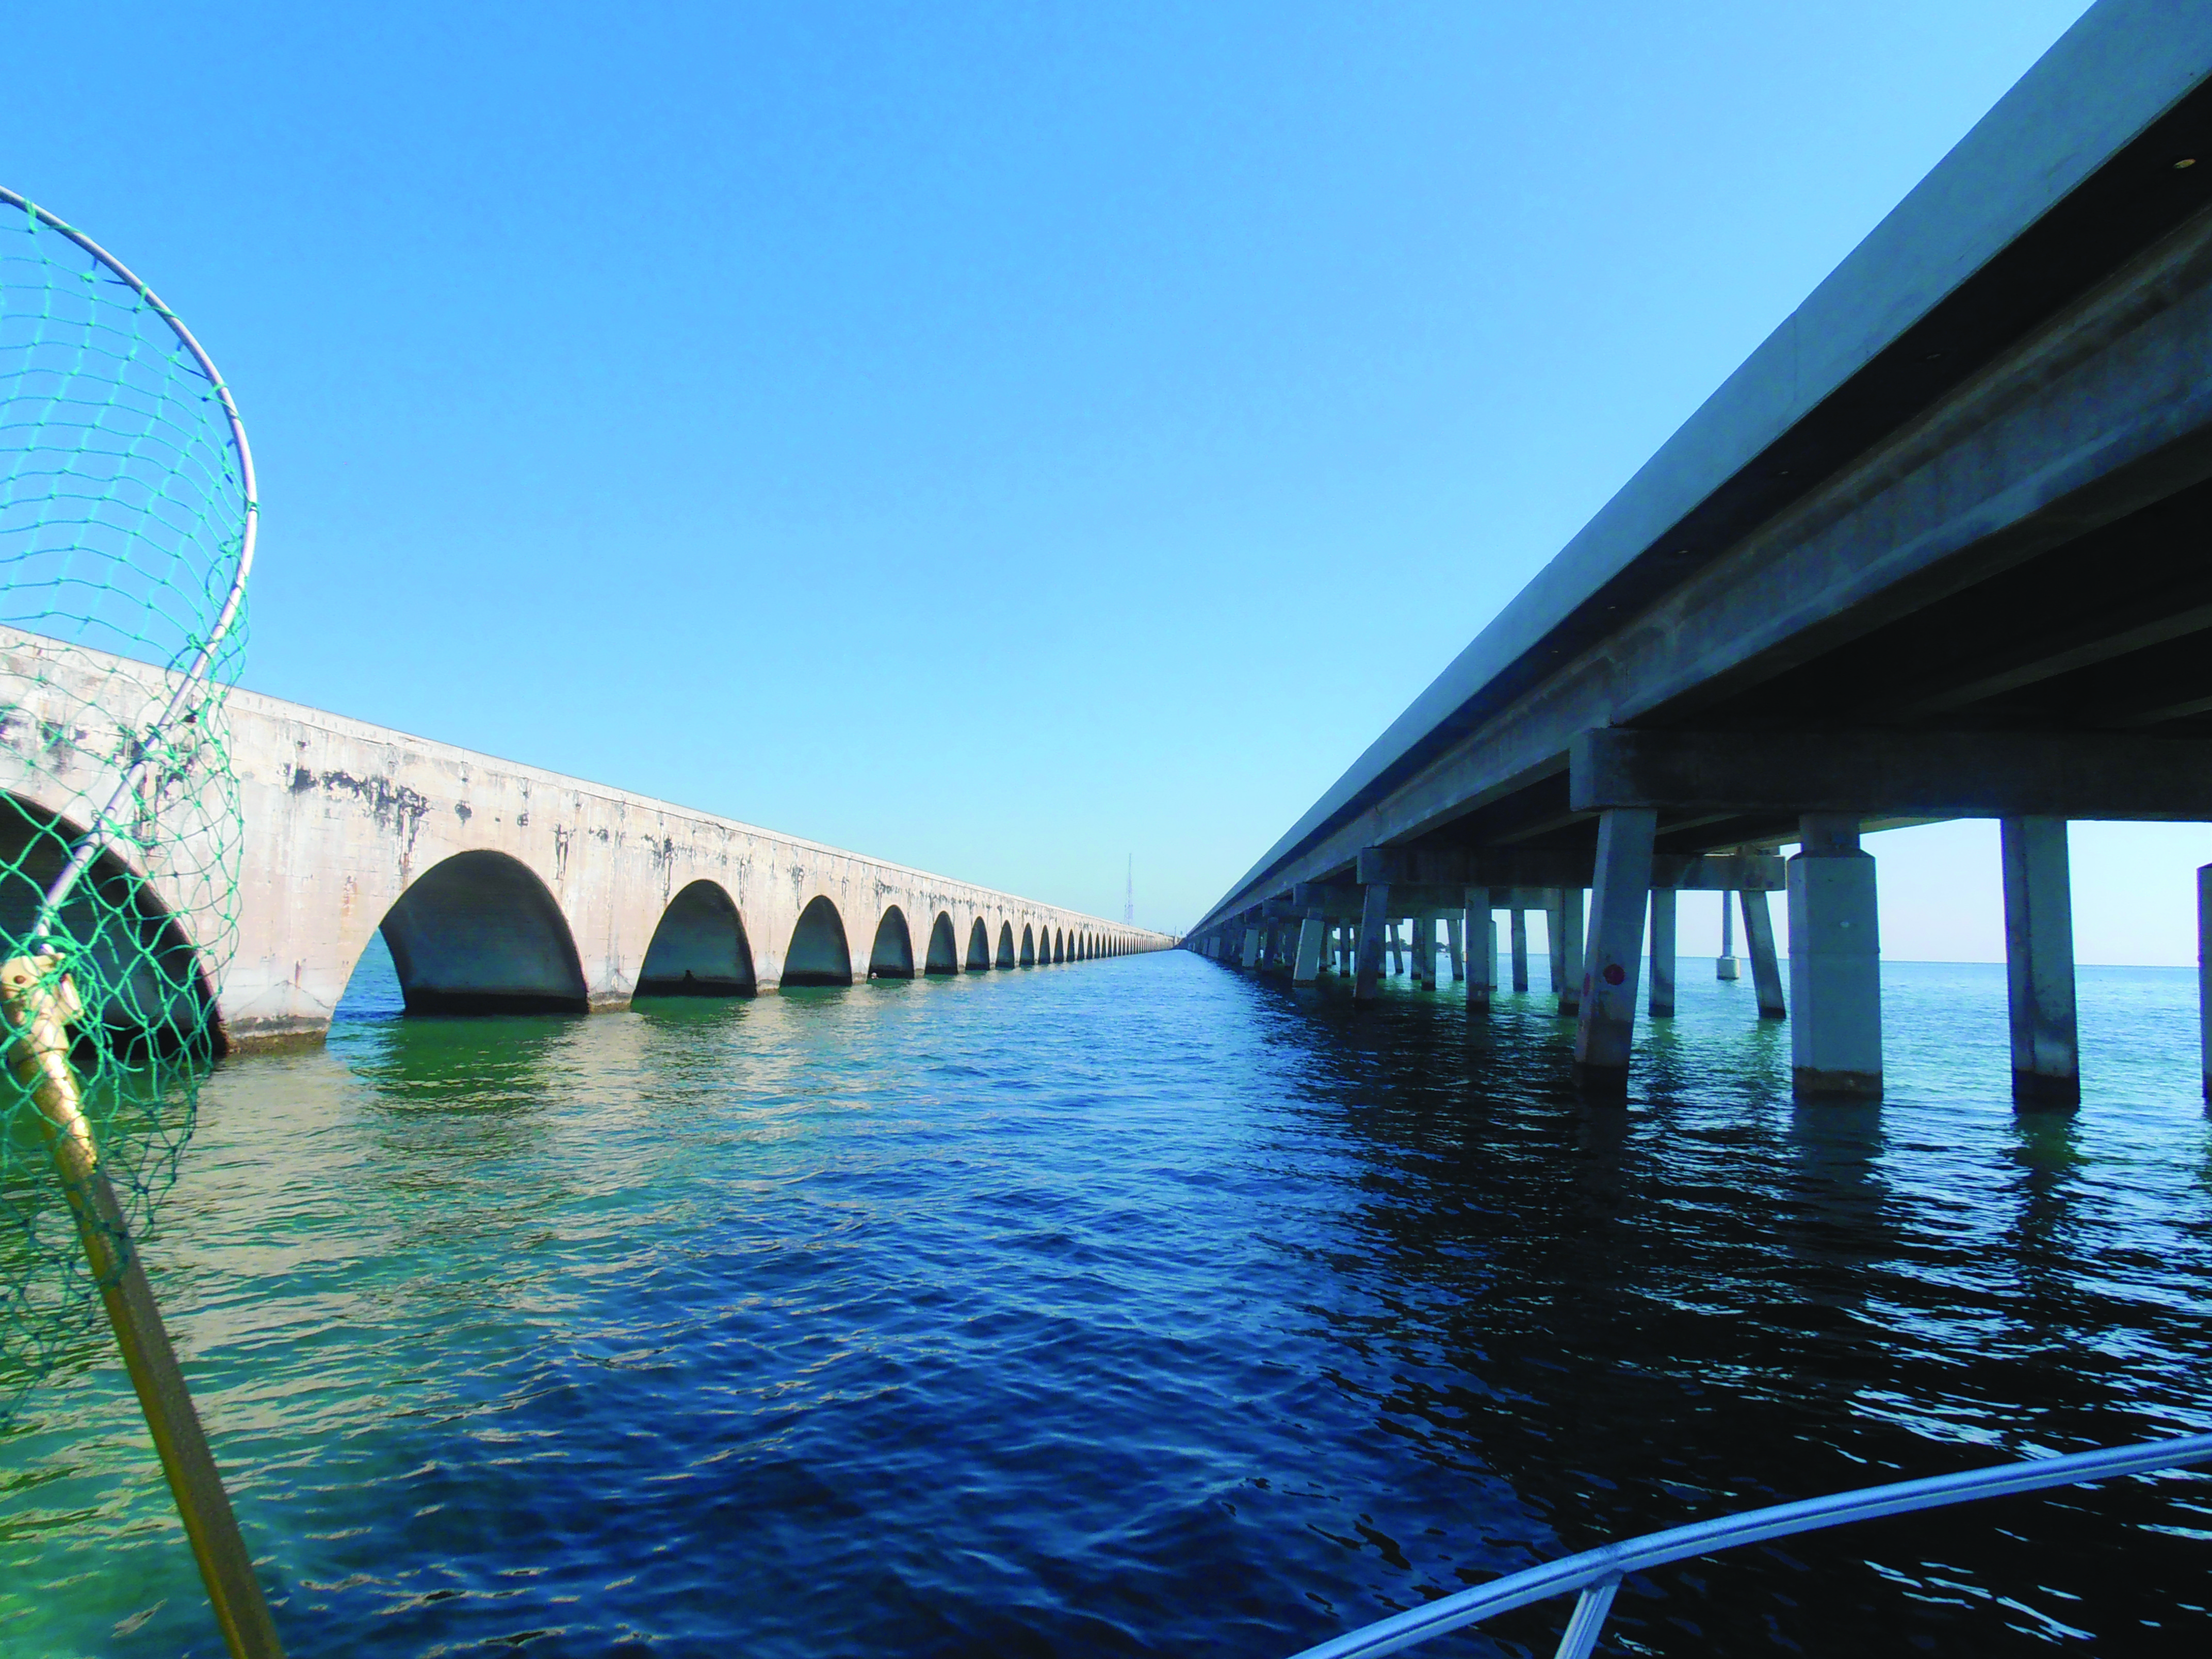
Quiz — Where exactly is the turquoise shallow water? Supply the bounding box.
[3,949,2209,1656]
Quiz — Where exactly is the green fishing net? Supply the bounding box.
[0,189,252,1424]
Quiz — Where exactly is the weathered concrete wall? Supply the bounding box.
[0,628,1172,1051]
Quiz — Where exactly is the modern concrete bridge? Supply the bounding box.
[1189,0,2212,1107]
[0,627,1169,1053]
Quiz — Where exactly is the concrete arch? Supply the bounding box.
[1019,923,1036,967]
[996,920,1016,969]
[869,905,916,979]
[379,849,588,1015]
[0,792,220,1055]
[637,879,755,996]
[964,916,990,971]
[925,911,960,974]
[783,895,854,987]
[1053,928,1064,964]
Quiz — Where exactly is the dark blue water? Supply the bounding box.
[3,951,2209,1655]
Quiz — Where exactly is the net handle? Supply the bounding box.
[0,186,259,926]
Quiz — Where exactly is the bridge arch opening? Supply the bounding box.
[1019,924,1035,967]
[638,880,755,996]
[996,920,1016,970]
[925,912,960,974]
[966,917,991,971]
[379,850,589,1015]
[0,793,221,1057]
[783,896,854,987]
[869,906,915,979]
[1052,928,1064,964]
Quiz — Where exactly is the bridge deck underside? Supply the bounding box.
[1402,465,2212,869]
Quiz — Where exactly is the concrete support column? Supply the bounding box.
[2002,817,2080,1111]
[1293,914,1326,985]
[1354,884,1390,1002]
[1414,915,1437,989]
[1544,893,1566,995]
[1649,887,1677,1017]
[1741,890,1786,1019]
[1387,923,1403,976]
[1574,809,1657,1097]
[1510,909,1530,992]
[2199,863,2211,1102]
[1556,887,1585,1016]
[1465,900,1494,1010]
[1787,815,1880,1100]
[1241,926,1261,969]
[1716,890,1740,980]
[1446,917,1465,981]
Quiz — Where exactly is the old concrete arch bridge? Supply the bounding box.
[0,628,1172,1053]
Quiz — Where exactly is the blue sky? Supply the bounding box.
[19,0,2198,959]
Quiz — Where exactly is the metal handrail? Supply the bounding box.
[1289,1430,2212,1659]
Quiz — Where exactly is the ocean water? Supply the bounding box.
[1,948,2208,1657]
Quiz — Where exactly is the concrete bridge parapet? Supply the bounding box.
[0,628,1172,1052]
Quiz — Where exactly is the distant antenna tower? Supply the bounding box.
[1124,854,1134,924]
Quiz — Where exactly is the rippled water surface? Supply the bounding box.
[4,948,2210,1656]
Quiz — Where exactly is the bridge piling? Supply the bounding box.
[1649,889,1678,1018]
[1467,903,1495,1011]
[2001,817,2080,1111]
[1716,891,1740,980]
[1510,910,1530,992]
[1741,889,1787,1020]
[1556,888,1585,1017]
[1787,817,1882,1100]
[2200,864,2211,1103]
[1293,914,1326,985]
[1573,808,1657,1099]
[1354,885,1390,1001]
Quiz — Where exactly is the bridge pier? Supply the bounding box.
[1467,902,1494,1010]
[1510,909,1529,991]
[1787,816,1881,1100]
[2002,817,2080,1111]
[1555,887,1585,1016]
[2201,864,2212,1103]
[1412,914,1437,988]
[1354,884,1390,1001]
[1446,917,1465,982]
[1648,888,1677,1018]
[1716,891,1740,980]
[1742,888,1786,1020]
[1241,926,1261,969]
[1574,809,1656,1099]
[1293,913,1326,985]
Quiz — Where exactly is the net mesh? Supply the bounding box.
[0,193,250,1425]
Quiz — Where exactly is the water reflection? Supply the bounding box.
[0,957,2207,1656]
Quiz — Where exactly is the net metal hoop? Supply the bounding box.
[0,184,257,931]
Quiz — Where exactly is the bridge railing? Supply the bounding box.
[1287,1431,2212,1659]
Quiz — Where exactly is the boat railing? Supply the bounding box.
[1287,1430,2212,1659]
